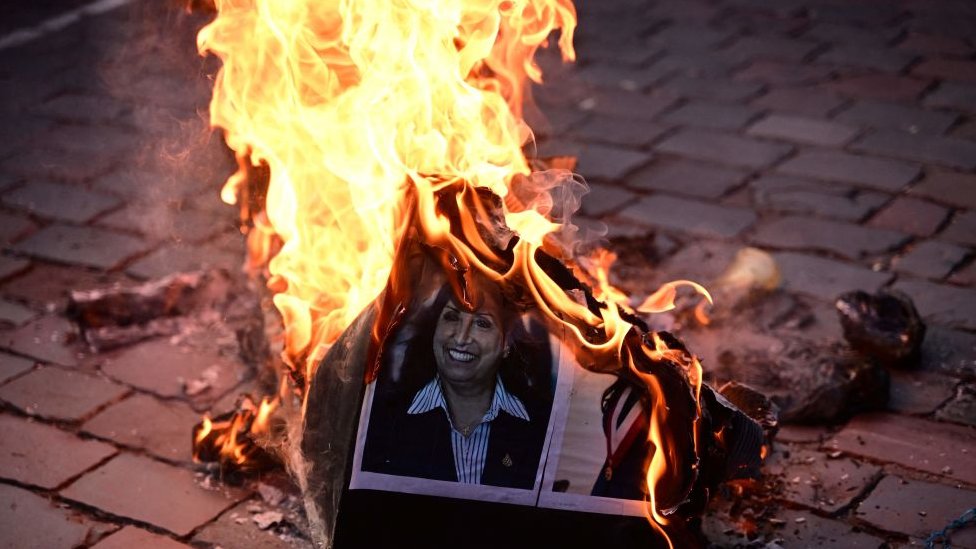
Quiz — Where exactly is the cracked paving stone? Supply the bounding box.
[0,483,109,549]
[856,476,976,545]
[0,414,116,489]
[766,448,881,514]
[82,393,201,462]
[0,315,81,367]
[0,366,129,422]
[828,413,976,485]
[62,453,247,536]
[1,181,123,224]
[0,351,33,384]
[99,337,243,406]
[90,526,191,549]
[10,224,149,270]
[772,252,892,303]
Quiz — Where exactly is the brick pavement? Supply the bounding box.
[0,0,974,548]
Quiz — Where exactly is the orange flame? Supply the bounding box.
[197,0,711,540]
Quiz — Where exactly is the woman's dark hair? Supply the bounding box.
[376,284,554,407]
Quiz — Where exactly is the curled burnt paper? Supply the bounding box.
[300,183,770,548]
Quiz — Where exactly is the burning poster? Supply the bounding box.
[192,0,769,546]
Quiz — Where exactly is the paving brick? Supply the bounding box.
[868,196,949,236]
[124,243,237,279]
[853,130,976,170]
[648,24,733,51]
[746,113,859,147]
[61,453,244,536]
[647,53,737,80]
[618,195,756,238]
[828,74,932,102]
[753,216,908,259]
[0,210,36,245]
[91,526,190,549]
[894,240,970,280]
[751,87,847,118]
[893,278,976,331]
[773,251,893,302]
[659,100,762,130]
[0,351,33,384]
[91,166,225,204]
[775,425,828,443]
[2,181,122,223]
[834,100,958,135]
[954,119,976,141]
[751,175,888,221]
[568,116,667,149]
[628,159,747,199]
[32,93,129,125]
[777,150,920,192]
[0,483,101,549]
[575,142,653,181]
[96,203,232,244]
[527,105,589,139]
[572,64,665,91]
[83,393,201,462]
[10,224,149,270]
[829,413,976,484]
[655,75,764,103]
[815,46,916,73]
[0,315,80,367]
[941,210,976,247]
[656,129,792,169]
[935,383,976,428]
[0,299,37,331]
[576,44,658,69]
[0,366,129,422]
[734,60,833,86]
[0,115,54,157]
[950,259,976,287]
[803,22,901,47]
[909,171,976,209]
[0,147,118,183]
[581,88,677,121]
[769,509,885,549]
[0,413,115,489]
[913,58,976,84]
[193,500,309,549]
[579,182,638,217]
[0,256,30,282]
[925,82,976,112]
[920,325,976,378]
[0,263,135,310]
[898,33,974,57]
[767,448,881,513]
[888,369,959,415]
[34,124,142,159]
[100,338,243,405]
[721,36,819,63]
[856,476,976,545]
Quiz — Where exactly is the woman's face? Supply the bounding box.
[433,294,505,389]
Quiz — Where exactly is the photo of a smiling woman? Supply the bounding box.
[361,277,556,490]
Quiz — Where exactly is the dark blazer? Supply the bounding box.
[362,388,549,490]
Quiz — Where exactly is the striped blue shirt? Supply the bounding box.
[407,376,530,484]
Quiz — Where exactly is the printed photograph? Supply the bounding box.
[352,277,563,499]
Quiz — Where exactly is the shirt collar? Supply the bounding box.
[407,375,530,422]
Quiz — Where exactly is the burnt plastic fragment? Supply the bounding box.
[836,289,926,368]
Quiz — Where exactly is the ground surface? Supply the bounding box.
[0,0,974,548]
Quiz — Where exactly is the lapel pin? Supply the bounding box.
[502,453,513,467]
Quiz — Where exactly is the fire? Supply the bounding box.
[194,0,711,541]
